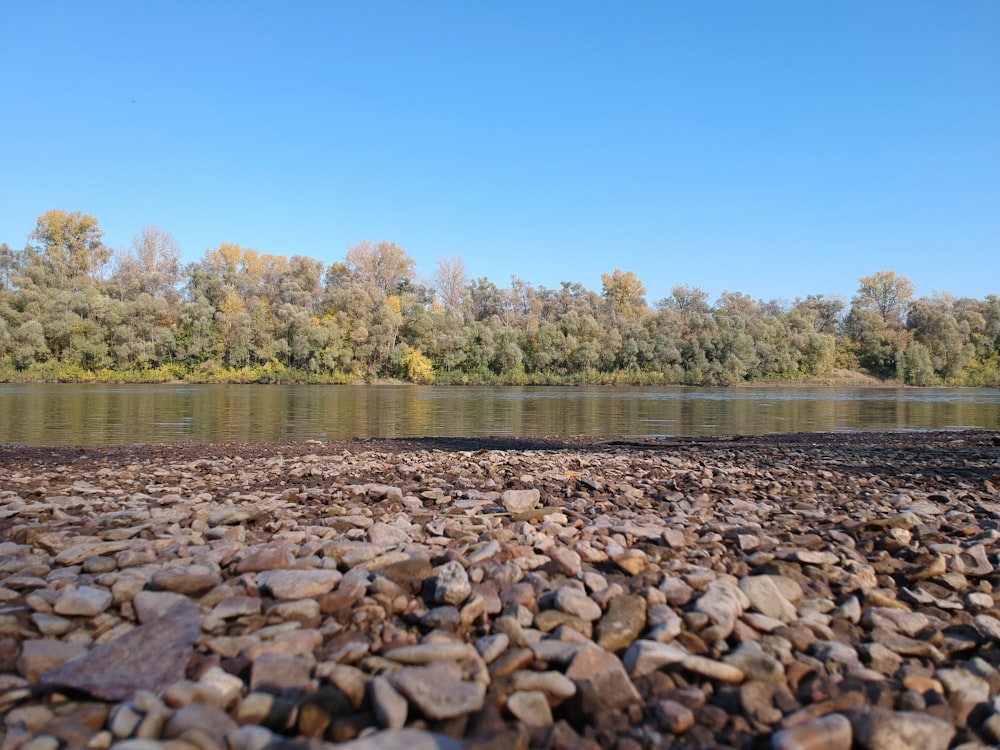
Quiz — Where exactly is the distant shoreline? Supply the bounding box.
[0,368,927,388]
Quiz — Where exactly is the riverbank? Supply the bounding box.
[1,432,999,749]
[0,362,900,388]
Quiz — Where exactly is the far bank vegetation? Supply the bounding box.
[1,210,997,387]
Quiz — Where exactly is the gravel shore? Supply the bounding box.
[1,431,1000,750]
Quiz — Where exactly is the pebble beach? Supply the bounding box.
[2,431,1000,750]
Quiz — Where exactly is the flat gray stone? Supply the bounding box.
[256,568,342,599]
[41,600,200,700]
[335,729,462,750]
[850,707,955,750]
[394,664,486,720]
[53,585,112,617]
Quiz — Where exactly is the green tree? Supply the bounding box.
[906,295,975,381]
[658,285,711,314]
[793,295,844,334]
[898,342,935,385]
[12,319,49,369]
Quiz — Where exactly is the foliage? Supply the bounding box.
[2,210,998,386]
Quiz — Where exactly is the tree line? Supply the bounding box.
[1,209,998,386]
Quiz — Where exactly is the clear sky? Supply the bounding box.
[2,1,998,306]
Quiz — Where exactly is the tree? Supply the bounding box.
[907,295,975,380]
[345,240,416,296]
[433,256,469,313]
[12,319,48,369]
[601,269,647,316]
[28,209,111,284]
[109,225,182,304]
[793,295,844,334]
[401,346,434,383]
[716,291,759,320]
[0,243,18,290]
[853,271,914,327]
[658,285,710,314]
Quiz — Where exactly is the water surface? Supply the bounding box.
[0,384,997,446]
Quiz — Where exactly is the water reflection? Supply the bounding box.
[0,384,997,446]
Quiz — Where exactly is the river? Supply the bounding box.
[0,384,998,446]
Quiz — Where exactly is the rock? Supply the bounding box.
[953,543,992,577]
[17,640,89,682]
[268,598,321,625]
[681,654,745,683]
[433,560,471,606]
[739,680,783,724]
[225,725,277,750]
[133,590,191,624]
[553,586,602,622]
[785,549,840,565]
[547,547,582,576]
[256,568,342,599]
[502,489,540,514]
[162,703,238,748]
[596,594,646,652]
[211,595,262,620]
[53,541,132,566]
[151,565,222,595]
[371,675,408,729]
[723,640,785,682]
[380,557,434,593]
[7,428,1000,750]
[831,595,862,623]
[565,644,641,712]
[849,707,955,750]
[739,576,797,622]
[53,586,113,617]
[198,666,245,709]
[694,579,750,640]
[772,712,853,750]
[384,642,470,665]
[476,633,510,664]
[660,577,694,607]
[108,693,170,739]
[509,670,577,703]
[368,522,411,546]
[333,729,463,750]
[208,505,263,527]
[622,640,688,678]
[655,698,695,734]
[395,664,487,720]
[507,690,553,727]
[297,685,354,737]
[235,542,295,573]
[41,600,200,701]
[249,653,314,693]
[612,550,649,575]
[974,614,1000,642]
[30,612,73,637]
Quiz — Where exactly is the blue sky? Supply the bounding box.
[2,1,997,306]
